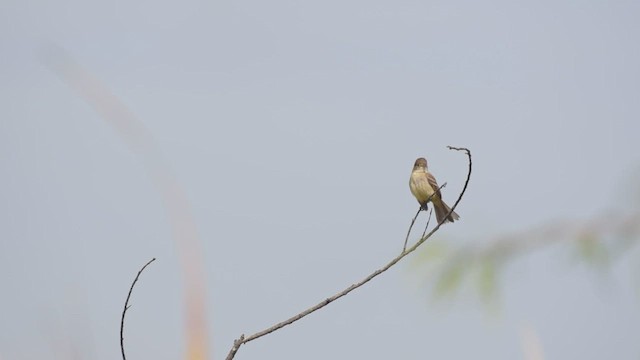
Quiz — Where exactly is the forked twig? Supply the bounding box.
[225,146,472,360]
[421,208,433,239]
[403,182,446,252]
[403,207,422,252]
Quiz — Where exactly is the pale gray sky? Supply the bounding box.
[1,0,640,359]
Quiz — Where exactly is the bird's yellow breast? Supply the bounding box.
[409,170,435,203]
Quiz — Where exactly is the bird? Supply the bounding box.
[409,157,460,224]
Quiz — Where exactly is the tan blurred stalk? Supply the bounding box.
[520,323,545,360]
[44,47,209,360]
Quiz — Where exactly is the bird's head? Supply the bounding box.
[413,157,428,170]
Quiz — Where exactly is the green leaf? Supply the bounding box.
[575,231,610,268]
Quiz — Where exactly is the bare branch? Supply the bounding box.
[226,146,472,360]
[121,258,156,360]
[225,334,245,360]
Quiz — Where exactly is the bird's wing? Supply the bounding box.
[427,171,442,200]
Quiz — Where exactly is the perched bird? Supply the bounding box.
[409,157,460,223]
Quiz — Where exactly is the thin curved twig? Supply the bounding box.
[121,258,156,360]
[225,146,472,360]
[403,207,422,252]
[421,208,433,239]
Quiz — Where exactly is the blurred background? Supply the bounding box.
[1,0,639,359]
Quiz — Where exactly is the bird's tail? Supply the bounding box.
[434,200,460,224]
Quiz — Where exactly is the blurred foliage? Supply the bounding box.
[433,253,470,299]
[575,231,610,268]
[410,175,640,308]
